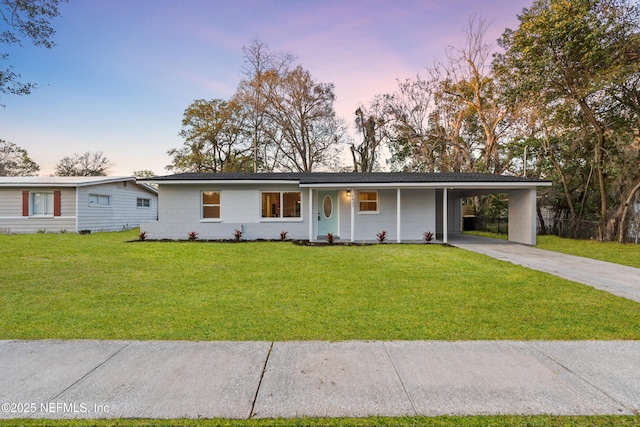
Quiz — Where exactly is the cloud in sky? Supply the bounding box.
[0,0,531,176]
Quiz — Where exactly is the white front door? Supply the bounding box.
[317,190,338,238]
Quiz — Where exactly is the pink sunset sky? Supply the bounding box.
[0,0,532,176]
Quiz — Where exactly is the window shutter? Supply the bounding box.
[22,191,29,216]
[54,191,61,216]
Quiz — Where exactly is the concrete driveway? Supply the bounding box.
[448,234,640,303]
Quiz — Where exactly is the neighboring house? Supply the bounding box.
[141,172,551,245]
[0,176,158,234]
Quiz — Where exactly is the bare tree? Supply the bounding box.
[264,65,345,172]
[236,39,295,172]
[431,14,509,174]
[55,151,114,176]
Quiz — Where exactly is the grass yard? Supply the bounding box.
[536,235,640,269]
[1,230,639,341]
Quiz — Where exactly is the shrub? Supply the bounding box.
[423,231,434,243]
[188,231,198,241]
[233,229,242,242]
[139,231,147,241]
[326,232,334,245]
[280,230,288,241]
[376,230,387,243]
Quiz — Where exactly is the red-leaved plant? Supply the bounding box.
[423,231,434,243]
[233,229,242,242]
[139,231,147,241]
[280,230,288,241]
[188,231,198,241]
[326,232,334,245]
[376,230,387,243]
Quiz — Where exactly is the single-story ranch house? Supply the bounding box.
[141,172,550,245]
[0,176,158,234]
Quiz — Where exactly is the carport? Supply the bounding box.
[436,183,549,246]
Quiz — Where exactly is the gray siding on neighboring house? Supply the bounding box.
[0,187,76,233]
[141,183,309,240]
[77,182,157,232]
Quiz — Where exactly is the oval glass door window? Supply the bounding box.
[323,195,333,219]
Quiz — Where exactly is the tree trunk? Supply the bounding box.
[610,178,640,242]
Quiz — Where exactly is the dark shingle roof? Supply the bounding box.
[147,172,548,184]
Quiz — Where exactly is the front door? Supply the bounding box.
[317,190,338,238]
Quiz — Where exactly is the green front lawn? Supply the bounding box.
[1,230,639,341]
[536,235,640,269]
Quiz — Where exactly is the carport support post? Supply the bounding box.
[308,188,313,241]
[350,189,355,242]
[508,188,537,245]
[397,189,402,243]
[442,188,448,244]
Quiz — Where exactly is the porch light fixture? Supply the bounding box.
[346,189,351,197]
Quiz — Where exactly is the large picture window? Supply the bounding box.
[202,191,220,219]
[31,192,54,216]
[261,191,301,218]
[359,191,378,212]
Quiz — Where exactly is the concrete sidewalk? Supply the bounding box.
[449,234,640,303]
[1,340,639,419]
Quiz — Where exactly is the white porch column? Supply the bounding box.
[350,189,355,242]
[396,188,401,243]
[442,188,448,244]
[308,188,313,241]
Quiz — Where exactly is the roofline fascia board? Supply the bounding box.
[0,183,80,187]
[0,176,136,187]
[74,177,136,187]
[300,181,551,189]
[144,179,302,185]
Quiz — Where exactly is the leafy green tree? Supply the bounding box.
[167,98,253,173]
[0,139,39,175]
[132,169,156,179]
[494,0,640,240]
[0,0,65,102]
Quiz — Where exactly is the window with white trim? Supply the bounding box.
[136,198,151,208]
[261,191,301,218]
[359,191,378,212]
[201,191,220,219]
[88,194,111,207]
[31,192,54,216]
